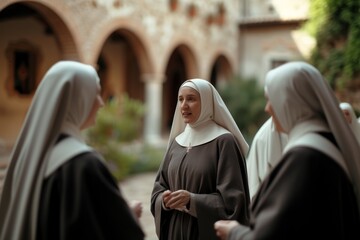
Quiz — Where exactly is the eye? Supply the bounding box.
[187,95,196,102]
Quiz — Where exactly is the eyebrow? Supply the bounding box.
[179,94,197,98]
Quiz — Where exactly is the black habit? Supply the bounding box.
[37,152,145,240]
[229,146,360,239]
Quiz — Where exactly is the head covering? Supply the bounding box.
[0,61,100,240]
[169,78,248,155]
[340,102,360,145]
[264,61,360,215]
[246,117,288,199]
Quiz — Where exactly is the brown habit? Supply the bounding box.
[151,133,250,240]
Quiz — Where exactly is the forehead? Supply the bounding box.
[179,86,199,96]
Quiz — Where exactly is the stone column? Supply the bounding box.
[142,73,166,145]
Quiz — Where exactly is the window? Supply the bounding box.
[6,41,38,96]
[271,60,287,69]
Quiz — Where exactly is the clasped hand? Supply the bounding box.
[162,189,190,210]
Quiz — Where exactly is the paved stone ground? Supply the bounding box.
[120,172,158,240]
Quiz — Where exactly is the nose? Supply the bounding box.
[180,100,188,109]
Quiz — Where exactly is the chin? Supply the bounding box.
[182,118,190,123]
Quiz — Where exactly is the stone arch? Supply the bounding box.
[161,41,199,78]
[209,54,233,87]
[0,1,80,144]
[95,30,148,102]
[87,18,154,74]
[1,1,80,60]
[89,18,158,139]
[161,43,199,134]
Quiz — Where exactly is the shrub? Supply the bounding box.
[128,143,166,174]
[86,94,145,144]
[219,76,269,144]
[84,95,164,181]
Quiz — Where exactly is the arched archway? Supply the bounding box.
[95,28,156,139]
[162,44,198,134]
[1,2,80,61]
[97,30,145,102]
[209,54,233,88]
[0,2,79,144]
[88,17,155,73]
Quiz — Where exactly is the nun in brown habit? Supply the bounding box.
[0,61,144,240]
[151,78,250,240]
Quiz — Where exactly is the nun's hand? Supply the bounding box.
[162,190,172,209]
[214,220,240,240]
[165,190,191,210]
[130,200,143,219]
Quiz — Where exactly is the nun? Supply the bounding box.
[214,62,360,239]
[0,61,145,240]
[151,78,250,240]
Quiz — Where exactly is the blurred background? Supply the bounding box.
[1,0,360,238]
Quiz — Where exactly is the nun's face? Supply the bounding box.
[178,86,201,124]
[265,98,285,133]
[81,86,104,130]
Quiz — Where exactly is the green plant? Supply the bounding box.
[87,94,145,144]
[85,94,148,181]
[219,76,269,144]
[128,143,166,174]
[304,0,360,90]
[99,141,137,181]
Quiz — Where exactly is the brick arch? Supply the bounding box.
[208,53,234,85]
[1,0,81,61]
[161,40,199,78]
[169,43,199,79]
[88,18,155,74]
[160,43,199,134]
